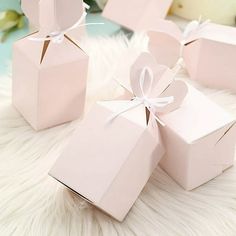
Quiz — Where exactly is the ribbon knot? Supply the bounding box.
[108,66,174,126]
[49,32,65,44]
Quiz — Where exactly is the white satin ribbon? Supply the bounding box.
[107,67,174,126]
[29,3,103,43]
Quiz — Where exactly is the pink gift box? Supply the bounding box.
[49,52,187,221]
[13,0,89,130]
[148,21,236,91]
[12,34,89,130]
[158,84,236,190]
[102,0,172,31]
[49,101,164,221]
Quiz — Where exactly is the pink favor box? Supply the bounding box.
[148,21,236,91]
[12,33,89,131]
[102,0,172,31]
[159,84,236,190]
[49,100,165,221]
[183,23,236,91]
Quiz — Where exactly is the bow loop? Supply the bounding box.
[135,66,154,98]
[130,53,173,98]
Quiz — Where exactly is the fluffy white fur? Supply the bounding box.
[0,33,236,236]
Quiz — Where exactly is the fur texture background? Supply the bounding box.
[0,33,236,236]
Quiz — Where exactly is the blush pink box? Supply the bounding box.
[49,100,165,221]
[148,21,236,91]
[12,33,89,131]
[158,84,236,190]
[183,23,236,91]
[102,0,172,31]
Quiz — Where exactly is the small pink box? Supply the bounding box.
[12,34,89,130]
[102,0,173,31]
[158,84,236,190]
[49,100,164,221]
[148,21,236,91]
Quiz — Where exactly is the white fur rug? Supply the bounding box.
[0,33,236,236]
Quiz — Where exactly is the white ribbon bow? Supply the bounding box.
[108,67,174,126]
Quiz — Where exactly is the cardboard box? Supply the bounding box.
[102,0,173,31]
[49,100,164,221]
[49,52,189,221]
[148,21,236,91]
[12,33,89,130]
[158,84,236,190]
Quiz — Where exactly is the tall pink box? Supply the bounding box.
[148,21,236,91]
[13,0,89,130]
[49,52,183,221]
[12,34,88,131]
[158,84,236,190]
[102,0,173,31]
[49,100,164,221]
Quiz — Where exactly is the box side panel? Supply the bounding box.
[216,122,236,170]
[187,121,236,190]
[49,102,145,209]
[98,123,165,221]
[183,39,202,81]
[41,37,88,66]
[159,126,190,189]
[13,35,45,65]
[37,55,88,130]
[12,43,38,129]
[187,39,236,91]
